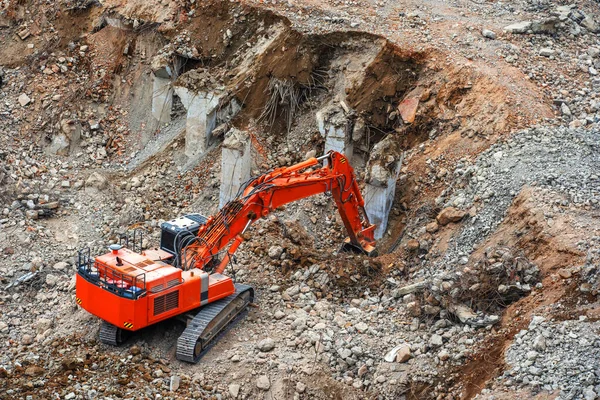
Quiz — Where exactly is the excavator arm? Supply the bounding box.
[182,151,377,274]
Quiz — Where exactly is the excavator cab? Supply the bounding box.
[159,213,208,267]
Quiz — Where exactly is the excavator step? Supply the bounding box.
[176,283,254,363]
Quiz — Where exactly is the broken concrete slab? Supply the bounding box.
[220,129,252,207]
[504,21,532,34]
[18,93,31,106]
[175,86,221,157]
[391,281,428,298]
[152,76,173,125]
[17,27,31,40]
[316,104,353,158]
[174,69,240,159]
[363,135,403,239]
[151,53,174,79]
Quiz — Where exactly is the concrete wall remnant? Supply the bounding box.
[152,76,173,125]
[174,86,222,158]
[150,54,179,126]
[173,69,241,159]
[316,104,353,159]
[363,136,403,239]
[220,129,252,208]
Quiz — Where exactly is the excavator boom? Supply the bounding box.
[181,151,376,273]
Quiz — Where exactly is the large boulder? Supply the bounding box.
[436,207,466,226]
[85,172,108,190]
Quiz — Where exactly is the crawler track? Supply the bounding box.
[176,284,254,363]
[99,321,129,345]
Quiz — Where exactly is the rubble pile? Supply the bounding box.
[393,246,539,328]
[498,317,600,399]
[1,0,600,399]
[427,126,600,267]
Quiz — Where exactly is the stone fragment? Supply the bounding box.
[268,246,284,260]
[482,29,497,39]
[357,365,368,377]
[539,48,554,57]
[274,311,285,320]
[530,18,558,34]
[533,335,546,351]
[384,344,410,363]
[18,93,31,106]
[256,375,270,390]
[392,281,427,298]
[558,269,572,279]
[229,384,240,398]
[406,239,420,251]
[426,221,439,233]
[46,274,58,286]
[296,381,306,393]
[581,16,599,33]
[22,334,34,345]
[170,375,180,391]
[438,350,450,361]
[396,346,411,363]
[355,322,369,333]
[25,366,44,376]
[85,172,108,190]
[436,207,465,225]
[26,210,39,219]
[429,334,443,347]
[504,21,532,33]
[397,97,419,123]
[52,261,68,271]
[40,202,59,210]
[61,358,83,370]
[257,338,275,352]
[35,318,53,333]
[448,304,478,323]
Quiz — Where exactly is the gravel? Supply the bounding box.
[502,316,600,399]
[442,126,600,261]
[1,0,600,399]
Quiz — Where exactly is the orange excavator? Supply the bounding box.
[75,150,377,362]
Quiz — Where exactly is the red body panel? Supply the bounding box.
[76,247,235,331]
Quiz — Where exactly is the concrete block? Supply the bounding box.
[364,176,397,239]
[174,87,223,158]
[220,129,252,207]
[363,138,403,239]
[152,76,173,125]
[316,104,353,159]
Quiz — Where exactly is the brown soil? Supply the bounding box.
[448,188,596,398]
